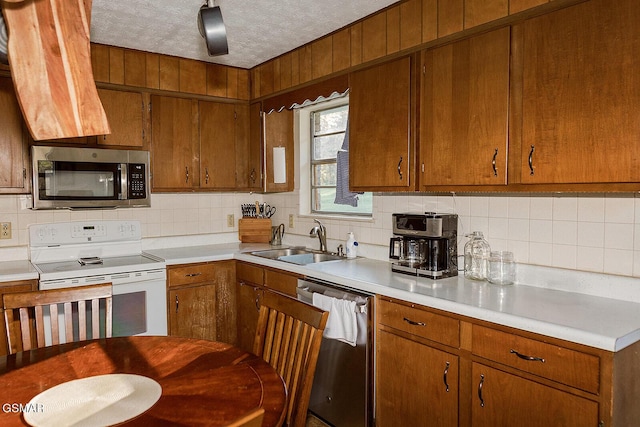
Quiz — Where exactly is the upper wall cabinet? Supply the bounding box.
[199,101,250,190]
[349,56,414,191]
[239,102,264,192]
[420,27,510,189]
[96,89,148,149]
[0,77,29,194]
[263,108,294,193]
[512,0,640,188]
[150,95,198,191]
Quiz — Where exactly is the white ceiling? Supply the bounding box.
[90,0,399,70]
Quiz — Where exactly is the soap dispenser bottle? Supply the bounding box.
[346,232,358,259]
[464,231,490,280]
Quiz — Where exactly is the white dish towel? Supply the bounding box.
[312,293,358,347]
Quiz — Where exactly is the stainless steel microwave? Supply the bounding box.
[31,146,150,210]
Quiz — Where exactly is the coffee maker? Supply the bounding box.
[389,213,458,279]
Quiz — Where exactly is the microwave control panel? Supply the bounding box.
[128,163,147,199]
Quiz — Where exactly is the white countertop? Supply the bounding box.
[0,260,39,283]
[145,243,640,353]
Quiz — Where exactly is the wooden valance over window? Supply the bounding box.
[263,74,349,113]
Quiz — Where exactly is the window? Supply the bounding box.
[308,101,372,216]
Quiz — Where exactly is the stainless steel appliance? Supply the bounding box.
[31,145,150,210]
[29,221,167,340]
[297,278,372,427]
[389,212,458,279]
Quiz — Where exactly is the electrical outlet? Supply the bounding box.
[227,214,235,228]
[0,222,11,240]
[288,214,294,228]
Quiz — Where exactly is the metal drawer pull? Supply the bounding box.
[185,273,202,277]
[478,374,485,407]
[492,148,498,177]
[528,145,535,176]
[205,168,210,184]
[510,349,546,363]
[175,295,179,313]
[185,166,190,183]
[397,156,403,180]
[443,362,450,392]
[403,317,426,327]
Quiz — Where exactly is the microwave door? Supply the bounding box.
[37,161,122,202]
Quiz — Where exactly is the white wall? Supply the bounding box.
[3,191,640,279]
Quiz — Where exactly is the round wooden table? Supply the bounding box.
[0,336,286,426]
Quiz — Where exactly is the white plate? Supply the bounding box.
[24,374,162,427]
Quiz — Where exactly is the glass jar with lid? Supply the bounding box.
[463,231,490,280]
[488,251,516,285]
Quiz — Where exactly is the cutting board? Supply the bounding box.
[239,218,272,243]
[1,0,110,140]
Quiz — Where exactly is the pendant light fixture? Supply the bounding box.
[198,0,228,56]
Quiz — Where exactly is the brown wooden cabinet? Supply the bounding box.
[512,0,640,189]
[166,261,236,344]
[263,108,294,193]
[420,27,510,188]
[235,261,301,353]
[0,279,37,356]
[375,295,640,427]
[376,298,459,426]
[150,95,198,191]
[97,88,148,149]
[236,102,263,191]
[0,77,30,194]
[349,56,414,191]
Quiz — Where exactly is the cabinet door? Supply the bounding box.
[150,95,197,190]
[236,280,264,353]
[264,108,294,192]
[471,363,599,427]
[421,27,510,187]
[97,89,146,149]
[168,284,216,340]
[0,77,29,193]
[349,56,413,191]
[236,102,262,191]
[376,329,458,427]
[517,0,640,184]
[199,101,237,190]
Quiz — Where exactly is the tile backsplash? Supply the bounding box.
[2,192,640,278]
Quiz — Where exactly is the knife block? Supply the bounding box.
[238,218,272,243]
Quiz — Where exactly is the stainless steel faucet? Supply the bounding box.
[309,219,327,252]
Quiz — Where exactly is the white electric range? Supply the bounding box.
[29,220,168,337]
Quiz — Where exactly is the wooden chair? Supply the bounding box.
[253,291,329,427]
[225,407,265,427]
[3,283,112,354]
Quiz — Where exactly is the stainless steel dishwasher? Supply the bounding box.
[297,277,373,427]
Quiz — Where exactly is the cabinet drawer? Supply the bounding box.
[264,269,299,297]
[377,298,459,348]
[472,325,600,394]
[237,262,264,285]
[168,263,216,287]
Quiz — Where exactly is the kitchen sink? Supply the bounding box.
[250,247,345,265]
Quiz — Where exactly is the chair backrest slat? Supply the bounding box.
[3,283,113,355]
[253,291,328,427]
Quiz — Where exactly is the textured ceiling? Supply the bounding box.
[90,0,400,70]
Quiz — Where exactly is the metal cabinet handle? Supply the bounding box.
[254,287,261,312]
[492,148,498,177]
[403,317,426,327]
[443,361,450,392]
[185,166,190,183]
[528,145,535,176]
[397,156,403,180]
[478,374,485,407]
[185,272,202,277]
[250,168,256,184]
[175,295,179,313]
[205,168,210,185]
[510,349,546,363]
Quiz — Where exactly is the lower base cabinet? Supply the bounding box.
[375,295,640,427]
[167,260,235,343]
[470,363,598,427]
[376,329,458,427]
